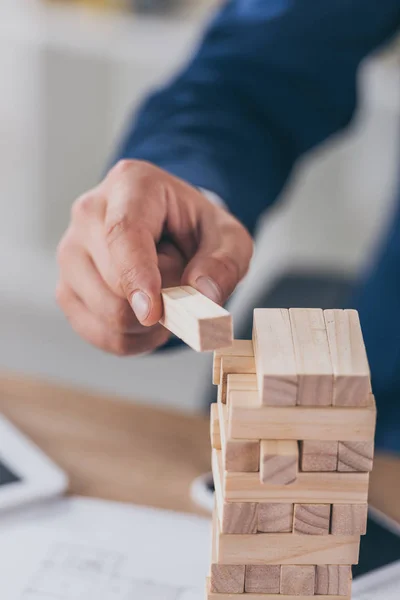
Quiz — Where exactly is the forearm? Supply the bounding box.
[113,0,400,233]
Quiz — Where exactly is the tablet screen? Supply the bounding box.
[0,458,22,486]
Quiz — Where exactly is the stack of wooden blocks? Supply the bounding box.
[207,308,376,600]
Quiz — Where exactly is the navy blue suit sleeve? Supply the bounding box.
[114,0,400,233]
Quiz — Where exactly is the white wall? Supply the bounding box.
[0,2,399,412]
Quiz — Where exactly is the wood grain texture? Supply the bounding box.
[210,564,245,594]
[160,286,232,352]
[245,565,281,594]
[210,506,245,593]
[210,404,221,450]
[228,391,376,441]
[289,308,334,406]
[227,373,258,395]
[293,504,331,535]
[258,503,294,533]
[0,373,395,525]
[280,566,316,596]
[220,356,256,403]
[338,441,374,473]
[213,340,254,385]
[213,449,369,504]
[216,531,360,565]
[300,440,338,472]
[324,309,371,406]
[220,502,259,535]
[260,440,298,485]
[213,445,258,534]
[206,578,349,600]
[331,504,368,536]
[252,309,297,406]
[315,565,351,596]
[218,402,259,472]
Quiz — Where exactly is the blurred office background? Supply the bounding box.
[0,0,399,412]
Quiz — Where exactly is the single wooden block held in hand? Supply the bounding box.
[300,440,338,472]
[219,403,259,472]
[338,441,374,472]
[294,504,331,535]
[220,502,258,534]
[315,565,352,596]
[289,308,334,406]
[280,565,316,595]
[160,286,233,352]
[258,503,294,533]
[210,404,221,450]
[245,565,281,594]
[213,340,254,384]
[260,440,299,485]
[331,503,368,536]
[210,564,245,594]
[324,309,371,407]
[252,308,297,406]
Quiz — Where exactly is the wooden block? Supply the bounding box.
[160,286,232,352]
[220,502,259,534]
[294,504,331,535]
[245,565,281,594]
[227,373,258,394]
[220,356,256,403]
[210,404,221,450]
[213,340,253,384]
[338,441,374,473]
[206,577,350,599]
[300,441,338,472]
[210,564,245,594]
[260,440,298,485]
[324,309,371,406]
[212,449,369,504]
[315,565,351,596]
[331,504,368,536]
[216,530,360,566]
[289,308,333,406]
[210,507,246,594]
[213,443,258,534]
[252,308,297,406]
[218,402,259,472]
[228,391,376,441]
[280,566,316,596]
[258,503,294,533]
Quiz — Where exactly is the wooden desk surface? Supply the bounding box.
[0,373,399,523]
[0,373,210,515]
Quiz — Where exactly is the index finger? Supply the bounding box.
[104,161,166,326]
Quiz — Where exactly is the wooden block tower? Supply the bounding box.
[207,308,376,600]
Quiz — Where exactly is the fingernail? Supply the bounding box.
[195,276,221,304]
[131,291,151,321]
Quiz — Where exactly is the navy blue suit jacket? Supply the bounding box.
[114,0,400,451]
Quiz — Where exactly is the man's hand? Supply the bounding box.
[56,160,253,355]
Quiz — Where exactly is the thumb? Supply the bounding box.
[182,218,253,305]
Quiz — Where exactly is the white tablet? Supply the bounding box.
[0,415,68,511]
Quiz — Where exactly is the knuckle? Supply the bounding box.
[71,192,96,221]
[118,263,142,295]
[105,213,131,247]
[111,159,135,177]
